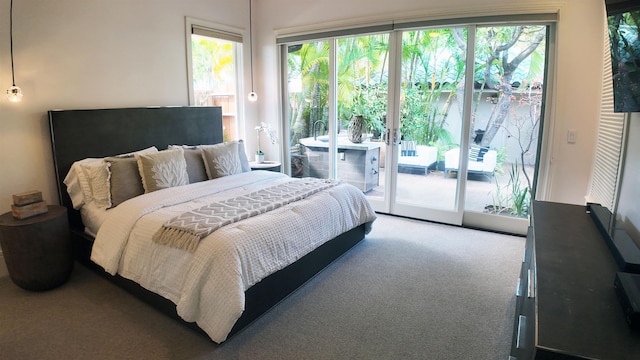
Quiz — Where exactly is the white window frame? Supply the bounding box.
[185,17,247,140]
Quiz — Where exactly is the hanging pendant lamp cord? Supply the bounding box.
[9,0,16,86]
[249,0,254,92]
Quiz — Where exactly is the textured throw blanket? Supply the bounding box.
[153,178,340,252]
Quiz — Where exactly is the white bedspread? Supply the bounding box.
[90,171,376,343]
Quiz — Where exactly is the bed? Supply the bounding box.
[48,106,376,343]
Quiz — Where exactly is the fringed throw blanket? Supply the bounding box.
[153,178,340,252]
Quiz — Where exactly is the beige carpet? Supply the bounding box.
[0,214,525,360]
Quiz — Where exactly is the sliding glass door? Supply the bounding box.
[286,40,330,179]
[285,35,389,194]
[388,28,468,224]
[462,25,547,233]
[280,17,554,234]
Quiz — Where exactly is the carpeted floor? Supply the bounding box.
[0,214,525,360]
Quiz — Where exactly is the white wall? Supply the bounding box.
[0,0,247,214]
[0,0,607,216]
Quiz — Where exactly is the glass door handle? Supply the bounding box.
[383,128,400,145]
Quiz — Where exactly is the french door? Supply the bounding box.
[372,28,470,226]
[281,20,553,235]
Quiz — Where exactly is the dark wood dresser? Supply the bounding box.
[510,201,640,359]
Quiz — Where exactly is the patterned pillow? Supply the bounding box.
[468,145,489,162]
[468,145,481,162]
[201,141,243,179]
[136,148,189,193]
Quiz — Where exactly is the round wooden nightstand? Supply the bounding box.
[249,161,282,172]
[0,205,73,291]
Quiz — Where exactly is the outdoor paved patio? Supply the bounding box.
[365,164,533,214]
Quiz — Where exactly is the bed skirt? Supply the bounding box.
[70,223,367,341]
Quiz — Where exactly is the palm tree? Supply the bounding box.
[288,34,390,146]
[400,29,464,147]
[191,36,235,105]
[288,41,329,146]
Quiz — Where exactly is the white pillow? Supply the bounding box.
[78,159,112,208]
[65,158,108,209]
[64,161,91,210]
[135,148,189,193]
[63,146,158,209]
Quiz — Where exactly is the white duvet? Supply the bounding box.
[90,171,376,343]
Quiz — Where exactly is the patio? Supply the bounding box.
[364,163,533,215]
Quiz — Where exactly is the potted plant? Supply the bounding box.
[255,122,278,163]
[345,86,386,143]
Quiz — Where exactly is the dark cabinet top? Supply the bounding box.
[533,201,640,359]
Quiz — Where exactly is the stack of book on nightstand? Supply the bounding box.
[11,190,48,219]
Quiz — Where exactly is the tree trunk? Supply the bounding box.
[478,27,545,147]
[480,81,512,147]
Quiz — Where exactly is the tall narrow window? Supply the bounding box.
[188,21,243,141]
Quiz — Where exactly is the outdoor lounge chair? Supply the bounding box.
[398,141,437,175]
[444,146,497,178]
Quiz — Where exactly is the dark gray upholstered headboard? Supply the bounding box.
[49,106,223,228]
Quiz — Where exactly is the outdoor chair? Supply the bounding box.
[398,141,437,175]
[444,146,497,178]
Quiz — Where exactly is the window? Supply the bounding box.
[186,19,244,141]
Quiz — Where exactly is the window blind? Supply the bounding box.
[588,19,627,210]
[192,25,242,43]
[276,13,557,44]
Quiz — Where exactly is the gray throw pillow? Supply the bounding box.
[106,156,144,207]
[201,141,243,179]
[182,148,209,183]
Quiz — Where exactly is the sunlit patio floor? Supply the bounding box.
[365,164,534,214]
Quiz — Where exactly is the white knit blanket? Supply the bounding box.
[153,178,340,252]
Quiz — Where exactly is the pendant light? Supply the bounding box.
[6,0,22,103]
[247,0,257,102]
